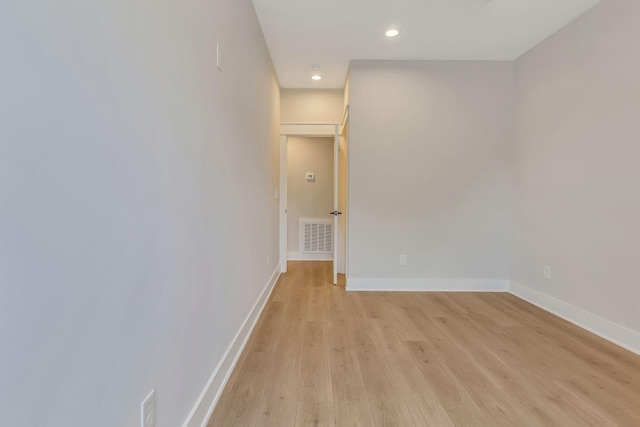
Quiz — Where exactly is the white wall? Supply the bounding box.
[281,89,344,123]
[348,61,514,289]
[512,0,640,335]
[287,137,334,255]
[0,1,280,426]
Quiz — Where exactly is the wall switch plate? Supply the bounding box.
[141,390,156,427]
[399,254,407,266]
[543,265,551,280]
[216,43,223,71]
[274,190,279,200]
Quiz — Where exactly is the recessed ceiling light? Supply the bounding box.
[310,64,322,81]
[385,29,400,38]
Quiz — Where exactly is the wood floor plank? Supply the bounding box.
[330,372,376,427]
[208,351,269,426]
[251,301,286,353]
[209,261,640,426]
[403,340,488,426]
[294,402,334,427]
[305,286,329,322]
[397,392,455,427]
[327,310,361,374]
[381,303,426,341]
[297,321,333,403]
[256,329,302,426]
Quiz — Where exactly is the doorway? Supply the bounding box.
[279,113,349,285]
[286,136,334,262]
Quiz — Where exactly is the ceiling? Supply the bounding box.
[252,0,599,88]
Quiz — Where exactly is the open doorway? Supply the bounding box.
[286,136,334,262]
[279,116,348,286]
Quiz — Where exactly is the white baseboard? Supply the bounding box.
[509,281,640,356]
[287,252,332,261]
[346,278,508,292]
[181,265,282,427]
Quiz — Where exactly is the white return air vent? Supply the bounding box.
[300,218,333,254]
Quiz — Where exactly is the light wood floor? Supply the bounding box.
[209,261,640,426]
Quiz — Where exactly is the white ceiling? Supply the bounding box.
[252,0,599,88]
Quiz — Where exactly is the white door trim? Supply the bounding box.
[279,135,288,273]
[333,125,339,285]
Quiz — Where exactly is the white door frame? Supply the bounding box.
[338,106,349,277]
[332,126,339,285]
[279,123,344,278]
[279,134,288,274]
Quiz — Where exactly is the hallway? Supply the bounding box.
[210,262,640,426]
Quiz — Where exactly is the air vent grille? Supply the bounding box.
[300,219,333,254]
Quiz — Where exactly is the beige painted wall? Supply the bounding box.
[287,137,334,254]
[281,89,344,123]
[348,60,514,283]
[512,0,640,334]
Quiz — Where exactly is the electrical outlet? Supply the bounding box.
[543,265,551,280]
[399,254,407,266]
[141,390,156,427]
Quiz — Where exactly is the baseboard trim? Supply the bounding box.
[287,252,332,261]
[346,278,508,292]
[181,265,282,427]
[509,281,640,356]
